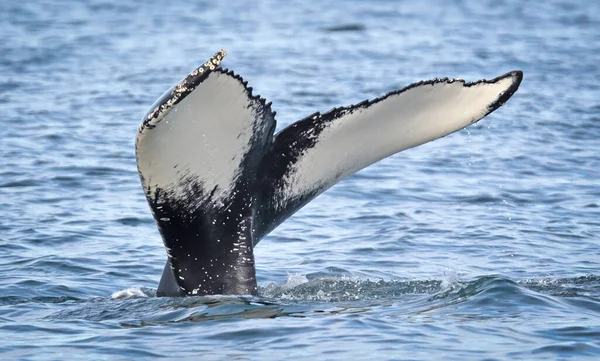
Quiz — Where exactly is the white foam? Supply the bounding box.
[111,286,153,300]
[282,273,309,290]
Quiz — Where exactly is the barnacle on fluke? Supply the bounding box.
[141,49,227,131]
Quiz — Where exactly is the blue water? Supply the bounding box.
[2,0,600,360]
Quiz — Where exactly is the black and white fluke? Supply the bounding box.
[135,49,523,297]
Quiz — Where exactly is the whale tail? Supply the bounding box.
[135,50,522,296]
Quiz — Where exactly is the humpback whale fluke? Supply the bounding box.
[135,49,523,297]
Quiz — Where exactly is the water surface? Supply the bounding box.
[1,0,600,360]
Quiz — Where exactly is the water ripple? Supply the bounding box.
[2,0,600,359]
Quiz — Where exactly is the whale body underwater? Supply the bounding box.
[135,49,523,297]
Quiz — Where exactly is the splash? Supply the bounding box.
[111,286,155,300]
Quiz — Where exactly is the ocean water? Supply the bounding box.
[1,0,600,359]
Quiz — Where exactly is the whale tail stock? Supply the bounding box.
[135,49,523,296]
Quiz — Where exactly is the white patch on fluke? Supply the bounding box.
[277,74,521,204]
[136,71,262,205]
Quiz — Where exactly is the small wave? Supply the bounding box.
[260,274,442,302]
[0,179,40,188]
[45,274,600,327]
[0,295,79,306]
[115,217,154,226]
[519,275,600,299]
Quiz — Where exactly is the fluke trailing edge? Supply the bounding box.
[135,49,523,297]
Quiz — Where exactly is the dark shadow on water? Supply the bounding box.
[322,24,366,32]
